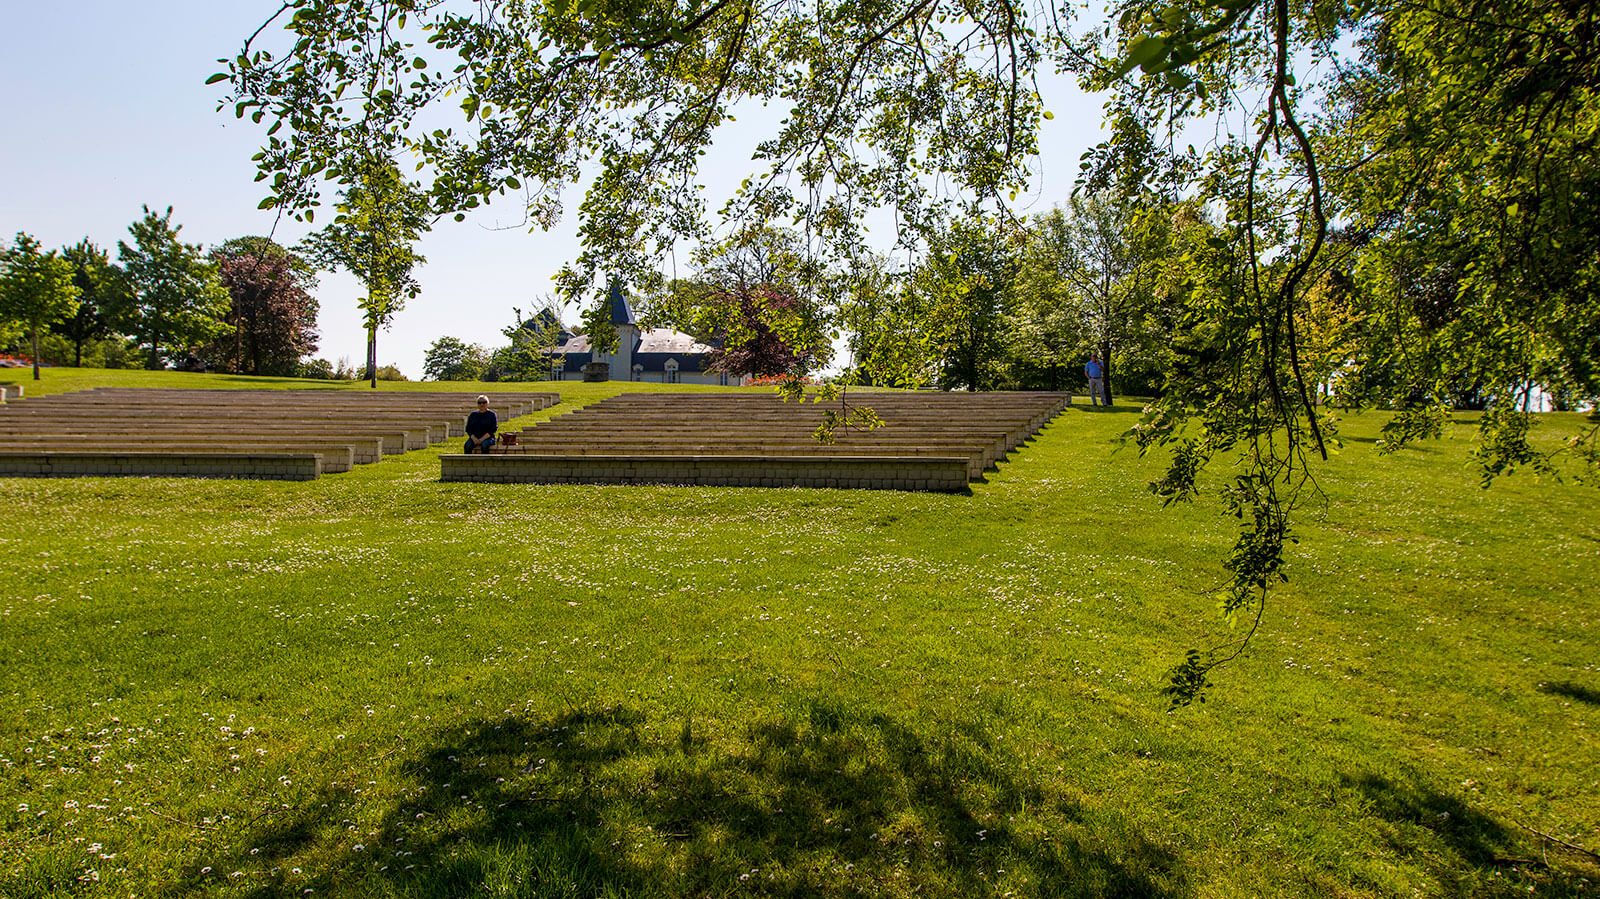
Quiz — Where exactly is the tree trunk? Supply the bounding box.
[1100,340,1114,406]
[73,339,83,368]
[30,327,41,381]
[147,319,163,370]
[367,325,378,389]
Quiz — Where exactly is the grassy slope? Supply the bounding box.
[0,369,1595,898]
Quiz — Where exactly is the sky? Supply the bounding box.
[1,1,1108,378]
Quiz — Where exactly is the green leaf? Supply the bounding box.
[1118,35,1168,78]
[258,196,278,210]
[205,72,229,85]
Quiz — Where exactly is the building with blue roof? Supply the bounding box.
[544,282,748,385]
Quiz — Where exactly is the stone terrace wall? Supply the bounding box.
[0,452,321,481]
[452,391,1069,492]
[0,388,561,480]
[442,454,970,492]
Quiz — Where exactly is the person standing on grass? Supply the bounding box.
[464,394,498,453]
[1085,354,1106,406]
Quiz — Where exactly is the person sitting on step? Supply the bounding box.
[464,395,498,453]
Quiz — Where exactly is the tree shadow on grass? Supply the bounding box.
[1346,771,1599,897]
[236,699,1189,897]
[1538,680,1600,706]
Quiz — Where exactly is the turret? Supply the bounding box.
[606,279,637,381]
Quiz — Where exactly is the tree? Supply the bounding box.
[219,0,1044,326]
[56,240,129,368]
[0,233,80,381]
[704,286,827,379]
[1003,241,1085,392]
[485,305,565,381]
[649,228,835,379]
[423,336,489,381]
[117,207,231,369]
[300,159,430,388]
[223,0,1600,705]
[837,254,935,388]
[1317,2,1600,426]
[202,237,320,376]
[1015,195,1177,404]
[909,213,1020,391]
[1084,0,1600,702]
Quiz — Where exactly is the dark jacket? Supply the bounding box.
[465,409,498,437]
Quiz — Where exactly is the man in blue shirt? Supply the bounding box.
[1085,354,1106,406]
[464,395,498,453]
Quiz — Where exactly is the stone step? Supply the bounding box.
[0,441,362,471]
[0,410,460,439]
[441,453,970,492]
[495,443,995,476]
[0,451,321,481]
[0,424,422,454]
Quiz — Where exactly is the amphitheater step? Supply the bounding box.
[441,453,971,492]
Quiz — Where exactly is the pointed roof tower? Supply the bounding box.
[607,279,637,326]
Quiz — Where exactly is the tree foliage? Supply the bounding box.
[116,207,232,371]
[423,335,490,381]
[836,254,932,388]
[484,305,566,381]
[203,237,320,377]
[299,159,430,388]
[1321,0,1600,431]
[0,233,81,381]
[223,0,1600,707]
[220,0,1046,323]
[55,241,129,368]
[651,228,835,378]
[1013,194,1177,401]
[909,213,1021,391]
[702,286,822,378]
[1093,0,1600,704]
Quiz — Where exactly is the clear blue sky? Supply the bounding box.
[1,1,1105,378]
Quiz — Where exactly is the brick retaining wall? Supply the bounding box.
[0,452,321,481]
[440,454,970,492]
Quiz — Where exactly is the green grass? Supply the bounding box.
[1,368,1596,897]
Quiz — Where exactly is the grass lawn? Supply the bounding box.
[1,368,1596,897]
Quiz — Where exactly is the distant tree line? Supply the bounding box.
[0,206,359,381]
[422,305,568,382]
[541,210,1180,404]
[421,214,1179,398]
[834,195,1180,404]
